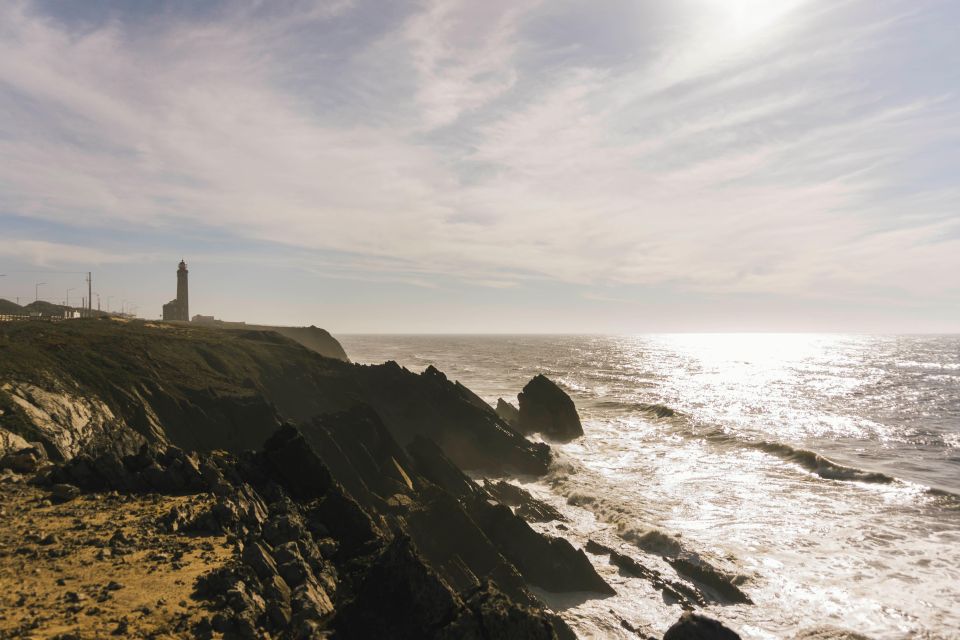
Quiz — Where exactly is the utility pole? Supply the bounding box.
[87,272,92,311]
[66,288,74,307]
[35,282,46,303]
[106,296,113,313]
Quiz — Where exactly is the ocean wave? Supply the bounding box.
[593,400,680,419]
[547,454,752,602]
[747,440,896,484]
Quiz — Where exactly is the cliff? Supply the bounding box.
[0,319,547,474]
[0,319,610,638]
[0,319,744,639]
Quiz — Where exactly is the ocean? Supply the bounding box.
[338,334,960,639]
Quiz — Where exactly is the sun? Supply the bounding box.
[709,0,804,38]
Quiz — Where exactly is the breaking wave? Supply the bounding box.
[746,440,896,484]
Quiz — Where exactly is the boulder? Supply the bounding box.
[495,399,520,426]
[662,612,741,640]
[49,483,81,503]
[0,446,48,474]
[516,375,583,442]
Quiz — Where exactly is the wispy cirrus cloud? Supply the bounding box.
[0,0,958,328]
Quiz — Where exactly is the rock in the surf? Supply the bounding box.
[495,398,520,426]
[663,611,741,640]
[516,375,583,442]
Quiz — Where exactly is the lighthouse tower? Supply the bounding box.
[176,260,189,320]
[162,260,190,321]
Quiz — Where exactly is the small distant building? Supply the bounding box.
[162,260,189,322]
[191,314,216,325]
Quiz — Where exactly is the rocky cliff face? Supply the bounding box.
[0,319,746,639]
[0,320,546,476]
[11,411,598,638]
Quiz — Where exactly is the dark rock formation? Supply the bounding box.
[483,479,566,523]
[517,375,583,442]
[496,398,520,426]
[0,445,48,474]
[584,540,702,609]
[32,416,602,638]
[354,361,551,475]
[470,501,614,595]
[667,556,752,605]
[662,611,741,640]
[0,320,549,476]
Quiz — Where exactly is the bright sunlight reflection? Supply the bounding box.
[703,0,806,38]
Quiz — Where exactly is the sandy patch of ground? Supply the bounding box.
[0,481,231,639]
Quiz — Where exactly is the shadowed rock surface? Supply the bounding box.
[0,319,759,639]
[6,416,589,638]
[496,398,520,426]
[0,320,548,476]
[517,374,584,442]
[662,612,742,640]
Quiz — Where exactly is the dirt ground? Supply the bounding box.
[0,478,232,639]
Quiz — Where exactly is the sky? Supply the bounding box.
[0,0,958,333]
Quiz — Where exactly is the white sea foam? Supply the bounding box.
[341,333,960,639]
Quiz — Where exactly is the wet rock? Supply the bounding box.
[584,540,701,608]
[667,556,752,605]
[471,501,614,595]
[495,398,520,426]
[516,375,583,442]
[483,480,566,523]
[662,611,741,640]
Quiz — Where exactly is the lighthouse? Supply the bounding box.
[162,260,190,321]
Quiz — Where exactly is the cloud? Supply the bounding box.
[0,0,957,317]
[0,240,145,267]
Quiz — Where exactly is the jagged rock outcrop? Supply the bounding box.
[25,418,591,639]
[483,479,566,523]
[0,320,548,476]
[496,398,520,426]
[516,374,584,442]
[662,611,741,640]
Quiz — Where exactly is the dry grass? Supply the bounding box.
[0,481,232,639]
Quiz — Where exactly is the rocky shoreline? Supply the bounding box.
[0,319,744,638]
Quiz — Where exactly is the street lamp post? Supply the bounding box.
[35,282,46,303]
